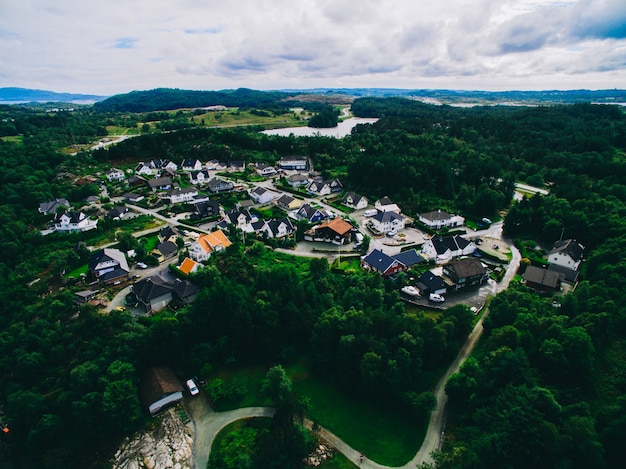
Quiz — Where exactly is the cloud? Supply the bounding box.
[0,0,624,94]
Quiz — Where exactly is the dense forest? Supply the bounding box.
[1,97,626,468]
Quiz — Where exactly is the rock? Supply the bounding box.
[111,408,194,469]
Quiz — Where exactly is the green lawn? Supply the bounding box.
[205,359,428,466]
[64,263,88,279]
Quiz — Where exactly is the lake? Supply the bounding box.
[262,117,378,138]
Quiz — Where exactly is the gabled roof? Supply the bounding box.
[155,241,178,257]
[89,248,130,273]
[277,194,296,205]
[418,271,447,291]
[445,257,485,278]
[523,265,564,289]
[420,209,453,221]
[288,174,309,183]
[317,217,354,236]
[107,205,128,218]
[178,257,200,275]
[377,196,394,206]
[133,276,173,301]
[362,249,397,273]
[193,200,220,218]
[159,225,181,240]
[39,198,70,214]
[549,239,584,262]
[392,249,424,268]
[268,217,295,235]
[54,211,87,224]
[195,230,232,253]
[207,178,233,190]
[170,279,199,300]
[147,176,172,188]
[224,208,252,224]
[252,186,269,196]
[342,191,366,205]
[430,235,472,255]
[372,210,404,223]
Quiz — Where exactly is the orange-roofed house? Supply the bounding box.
[178,257,201,275]
[304,217,356,245]
[188,229,232,262]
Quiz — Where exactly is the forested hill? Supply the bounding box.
[93,88,303,112]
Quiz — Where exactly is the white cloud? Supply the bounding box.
[0,0,624,94]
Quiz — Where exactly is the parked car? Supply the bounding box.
[136,262,147,269]
[429,293,445,303]
[186,378,199,396]
[386,230,397,237]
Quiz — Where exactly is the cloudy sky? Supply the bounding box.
[1,0,625,96]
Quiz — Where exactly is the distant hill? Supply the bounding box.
[0,87,107,103]
[93,88,304,112]
[282,88,626,105]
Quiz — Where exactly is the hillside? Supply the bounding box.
[0,87,107,103]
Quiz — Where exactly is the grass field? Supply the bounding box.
[65,263,88,279]
[206,358,428,466]
[190,107,305,128]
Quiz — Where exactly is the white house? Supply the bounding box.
[181,158,203,171]
[369,210,405,233]
[418,210,465,230]
[278,156,308,171]
[375,196,401,214]
[267,218,296,239]
[548,239,584,271]
[53,211,98,233]
[168,187,199,204]
[88,248,130,285]
[106,168,125,182]
[135,161,159,176]
[188,230,232,262]
[287,174,309,187]
[250,186,276,204]
[255,163,277,177]
[307,179,343,196]
[342,192,368,210]
[421,235,476,264]
[189,170,211,185]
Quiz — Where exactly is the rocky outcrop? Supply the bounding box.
[111,408,194,469]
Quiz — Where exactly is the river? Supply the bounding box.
[261,117,378,138]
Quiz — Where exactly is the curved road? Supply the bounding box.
[191,237,521,468]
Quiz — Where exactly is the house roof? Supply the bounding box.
[288,174,309,183]
[392,249,424,268]
[372,210,404,223]
[139,366,183,411]
[224,208,252,224]
[363,249,397,274]
[430,235,472,255]
[317,217,354,236]
[54,211,87,224]
[268,217,295,235]
[207,178,233,190]
[170,187,198,197]
[252,186,269,196]
[155,241,178,257]
[159,225,181,240]
[420,209,453,221]
[133,276,174,302]
[170,279,199,300]
[418,271,447,291]
[107,205,128,218]
[547,263,580,283]
[523,265,564,289]
[277,194,296,206]
[178,257,200,275]
[195,230,232,253]
[147,176,172,188]
[445,257,485,278]
[342,191,366,205]
[39,198,70,214]
[88,248,130,272]
[193,200,220,218]
[181,158,200,167]
[548,239,584,262]
[377,196,394,206]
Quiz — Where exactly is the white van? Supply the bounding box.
[363,209,378,217]
[429,293,445,303]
